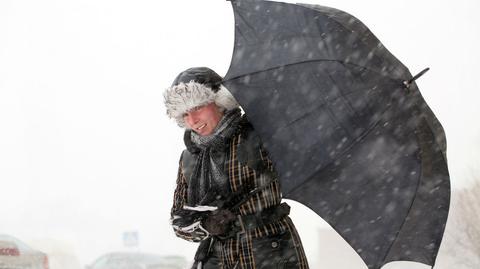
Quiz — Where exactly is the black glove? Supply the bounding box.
[171,209,211,242]
[202,209,237,236]
[171,209,205,227]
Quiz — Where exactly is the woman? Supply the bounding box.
[164,67,309,269]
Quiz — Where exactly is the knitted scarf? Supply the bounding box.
[188,108,242,206]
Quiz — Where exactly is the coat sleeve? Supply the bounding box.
[170,153,210,242]
[171,154,188,214]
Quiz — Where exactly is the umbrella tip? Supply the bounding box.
[403,67,430,89]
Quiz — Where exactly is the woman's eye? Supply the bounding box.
[184,106,203,117]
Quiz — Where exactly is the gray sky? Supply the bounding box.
[1,0,479,267]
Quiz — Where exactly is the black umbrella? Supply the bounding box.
[222,0,450,268]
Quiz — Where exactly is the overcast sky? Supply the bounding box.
[1,0,479,268]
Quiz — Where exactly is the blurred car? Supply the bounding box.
[0,234,49,269]
[86,252,186,269]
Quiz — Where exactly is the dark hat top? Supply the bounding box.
[171,67,223,92]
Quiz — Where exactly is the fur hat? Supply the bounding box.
[164,67,239,128]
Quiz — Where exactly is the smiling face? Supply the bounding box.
[183,103,224,136]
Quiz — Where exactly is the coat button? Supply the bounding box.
[271,241,279,248]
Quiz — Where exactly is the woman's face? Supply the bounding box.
[183,103,223,136]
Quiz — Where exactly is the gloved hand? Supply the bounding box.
[202,209,237,236]
[171,207,214,242]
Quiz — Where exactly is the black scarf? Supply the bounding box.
[186,108,242,206]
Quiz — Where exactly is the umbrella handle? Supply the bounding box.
[403,67,430,89]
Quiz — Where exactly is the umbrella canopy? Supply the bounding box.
[222,0,450,268]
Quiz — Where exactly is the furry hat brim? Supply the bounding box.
[163,81,239,128]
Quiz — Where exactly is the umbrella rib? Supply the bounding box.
[380,121,441,266]
[379,176,422,266]
[271,95,346,139]
[283,104,389,197]
[224,59,402,85]
[286,94,402,195]
[272,74,383,140]
[234,7,260,41]
[325,70,362,125]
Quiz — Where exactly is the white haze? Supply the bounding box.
[1,0,479,268]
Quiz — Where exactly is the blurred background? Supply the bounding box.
[1,0,479,268]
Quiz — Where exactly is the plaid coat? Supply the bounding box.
[171,117,309,269]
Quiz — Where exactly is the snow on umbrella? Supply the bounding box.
[222,0,450,268]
